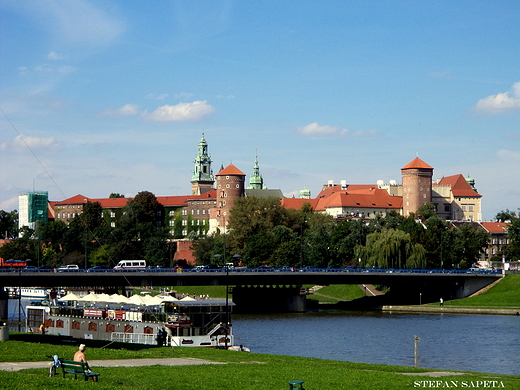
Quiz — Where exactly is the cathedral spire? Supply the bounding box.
[191,133,215,195]
[247,151,265,189]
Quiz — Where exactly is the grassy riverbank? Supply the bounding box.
[1,336,519,389]
[424,274,520,309]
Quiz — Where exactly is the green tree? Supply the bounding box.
[355,229,426,268]
[0,210,18,239]
[503,217,520,261]
[495,209,517,222]
[452,223,489,268]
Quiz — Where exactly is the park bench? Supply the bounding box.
[58,358,100,381]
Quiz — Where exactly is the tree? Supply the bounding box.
[503,217,520,261]
[355,229,426,268]
[109,193,125,198]
[495,209,517,222]
[0,210,18,239]
[452,223,489,268]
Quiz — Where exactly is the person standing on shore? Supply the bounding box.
[440,297,444,307]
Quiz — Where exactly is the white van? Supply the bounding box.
[113,260,147,270]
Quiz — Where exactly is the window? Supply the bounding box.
[236,184,240,188]
[88,322,97,331]
[56,320,64,328]
[169,220,174,226]
[462,205,467,212]
[110,212,116,218]
[469,204,474,212]
[182,209,187,216]
[72,321,81,330]
[169,210,175,216]
[156,211,162,216]
[202,209,206,215]
[111,222,116,228]
[106,324,115,333]
[197,209,200,215]
[182,220,187,226]
[124,325,133,333]
[226,184,230,188]
[444,204,450,212]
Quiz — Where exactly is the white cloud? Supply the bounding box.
[497,149,520,161]
[33,64,75,74]
[174,92,195,99]
[142,101,215,122]
[297,122,342,136]
[296,122,377,137]
[101,104,140,117]
[474,82,520,114]
[146,93,169,100]
[47,51,66,60]
[12,134,57,150]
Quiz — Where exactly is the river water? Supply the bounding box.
[7,300,519,375]
[232,311,520,376]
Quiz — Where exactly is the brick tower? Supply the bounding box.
[215,164,245,232]
[401,157,433,217]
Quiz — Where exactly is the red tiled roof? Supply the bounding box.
[401,157,434,170]
[54,194,90,205]
[315,188,402,211]
[91,197,130,208]
[216,164,245,176]
[435,174,481,198]
[480,222,509,234]
[280,198,318,210]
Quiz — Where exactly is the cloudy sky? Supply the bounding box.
[1,1,519,220]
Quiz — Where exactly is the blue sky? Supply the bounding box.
[1,1,519,221]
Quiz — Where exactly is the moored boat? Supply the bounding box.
[26,293,235,348]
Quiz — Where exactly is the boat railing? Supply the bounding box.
[110,332,155,345]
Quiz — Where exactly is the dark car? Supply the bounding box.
[36,266,54,272]
[87,266,112,272]
[254,266,275,272]
[299,266,322,272]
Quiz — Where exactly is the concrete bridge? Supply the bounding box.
[0,269,503,314]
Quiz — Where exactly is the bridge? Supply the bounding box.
[0,269,503,313]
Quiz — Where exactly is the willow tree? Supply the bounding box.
[355,228,426,268]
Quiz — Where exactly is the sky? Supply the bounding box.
[1,1,520,221]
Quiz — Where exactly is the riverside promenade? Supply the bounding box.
[0,357,224,372]
[382,305,520,316]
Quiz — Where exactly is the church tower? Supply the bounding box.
[401,157,433,217]
[247,153,265,190]
[191,134,215,195]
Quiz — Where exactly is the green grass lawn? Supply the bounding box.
[1,336,519,390]
[435,274,520,308]
[306,284,366,303]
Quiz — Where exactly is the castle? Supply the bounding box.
[24,135,483,241]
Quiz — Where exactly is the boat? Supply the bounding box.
[25,294,235,348]
[7,287,49,298]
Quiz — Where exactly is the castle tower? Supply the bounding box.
[215,164,245,232]
[191,134,215,195]
[247,153,265,190]
[401,157,433,217]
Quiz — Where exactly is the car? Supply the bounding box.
[325,266,343,272]
[36,266,55,272]
[22,266,38,272]
[87,266,112,272]
[56,264,80,272]
[276,266,296,272]
[254,266,275,272]
[299,266,321,272]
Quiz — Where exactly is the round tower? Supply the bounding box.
[215,164,245,232]
[401,157,433,217]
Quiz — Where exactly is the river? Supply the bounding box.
[232,311,520,375]
[7,299,520,375]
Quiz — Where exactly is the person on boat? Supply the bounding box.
[156,328,164,346]
[39,323,46,335]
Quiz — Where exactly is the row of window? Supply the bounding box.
[56,212,79,219]
[43,319,150,334]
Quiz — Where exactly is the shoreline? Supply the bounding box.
[381,305,520,316]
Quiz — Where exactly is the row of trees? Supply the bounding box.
[193,198,519,269]
[1,191,519,269]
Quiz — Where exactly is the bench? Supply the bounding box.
[59,359,100,381]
